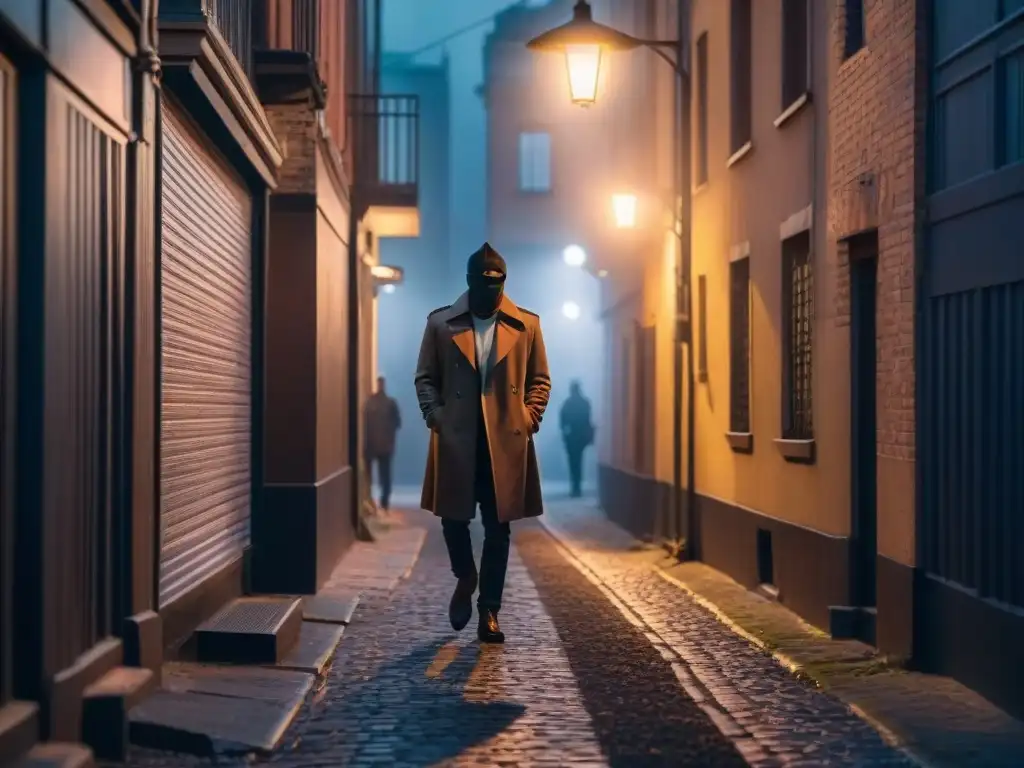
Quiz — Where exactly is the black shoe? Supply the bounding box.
[449,574,477,631]
[478,609,505,644]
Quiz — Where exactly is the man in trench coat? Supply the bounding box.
[415,242,551,643]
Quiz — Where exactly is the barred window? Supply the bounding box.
[782,232,813,439]
[729,258,751,433]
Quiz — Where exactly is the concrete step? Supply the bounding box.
[0,701,39,765]
[130,663,313,756]
[263,621,345,675]
[81,665,157,761]
[13,743,93,768]
[195,597,303,665]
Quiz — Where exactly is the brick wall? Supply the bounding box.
[265,102,317,195]
[828,0,926,463]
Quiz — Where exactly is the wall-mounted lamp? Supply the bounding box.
[612,193,637,228]
[371,264,404,295]
[562,301,581,320]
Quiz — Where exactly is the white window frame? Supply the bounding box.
[517,131,552,192]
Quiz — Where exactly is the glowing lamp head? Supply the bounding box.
[612,193,638,228]
[565,45,601,105]
[381,284,396,294]
[562,301,581,320]
[526,1,641,108]
[563,244,587,267]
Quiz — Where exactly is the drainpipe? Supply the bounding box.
[672,0,697,559]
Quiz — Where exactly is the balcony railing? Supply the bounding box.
[207,0,253,77]
[292,0,320,62]
[350,94,420,210]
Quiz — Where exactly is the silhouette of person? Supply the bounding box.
[560,380,594,498]
[363,376,400,510]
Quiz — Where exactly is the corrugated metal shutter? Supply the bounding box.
[158,105,253,607]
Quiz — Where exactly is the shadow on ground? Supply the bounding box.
[283,636,528,766]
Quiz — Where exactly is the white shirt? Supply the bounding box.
[472,314,498,390]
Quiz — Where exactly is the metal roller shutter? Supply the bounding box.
[158,105,253,607]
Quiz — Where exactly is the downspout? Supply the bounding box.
[673,0,697,559]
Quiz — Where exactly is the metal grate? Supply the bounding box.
[729,258,751,433]
[199,597,300,635]
[783,234,813,440]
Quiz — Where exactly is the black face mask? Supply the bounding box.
[467,275,504,318]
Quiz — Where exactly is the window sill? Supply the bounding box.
[726,431,753,454]
[773,92,811,129]
[773,437,815,464]
[726,141,754,169]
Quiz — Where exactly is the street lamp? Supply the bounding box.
[526,0,637,105]
[563,244,587,267]
[528,0,695,559]
[612,192,638,228]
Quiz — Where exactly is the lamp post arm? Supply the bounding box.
[636,38,688,78]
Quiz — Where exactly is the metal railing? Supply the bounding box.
[292,0,320,62]
[207,0,253,78]
[349,94,420,207]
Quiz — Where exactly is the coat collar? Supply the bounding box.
[445,291,526,371]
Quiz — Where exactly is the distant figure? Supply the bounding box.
[363,376,401,511]
[415,242,551,644]
[560,380,594,498]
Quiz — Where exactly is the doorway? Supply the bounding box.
[849,232,878,641]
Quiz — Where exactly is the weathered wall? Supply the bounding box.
[828,0,920,568]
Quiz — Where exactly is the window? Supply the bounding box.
[620,334,632,465]
[730,0,752,153]
[634,323,653,474]
[697,275,708,382]
[843,0,865,59]
[518,132,551,192]
[782,231,813,440]
[729,258,751,434]
[781,0,809,110]
[695,32,709,186]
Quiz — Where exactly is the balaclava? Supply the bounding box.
[466,242,507,318]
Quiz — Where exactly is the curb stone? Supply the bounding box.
[651,568,932,768]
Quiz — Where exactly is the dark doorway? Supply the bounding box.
[849,233,878,637]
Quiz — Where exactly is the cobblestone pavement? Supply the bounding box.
[540,501,917,767]
[120,501,921,767]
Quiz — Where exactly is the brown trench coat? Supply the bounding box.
[415,292,551,523]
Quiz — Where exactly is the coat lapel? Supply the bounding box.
[446,292,476,369]
[445,292,526,373]
[494,295,526,368]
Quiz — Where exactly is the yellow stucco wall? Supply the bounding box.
[633,0,850,538]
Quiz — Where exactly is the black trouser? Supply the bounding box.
[366,452,393,510]
[566,441,585,497]
[441,406,511,613]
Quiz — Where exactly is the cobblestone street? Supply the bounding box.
[117,499,933,767]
